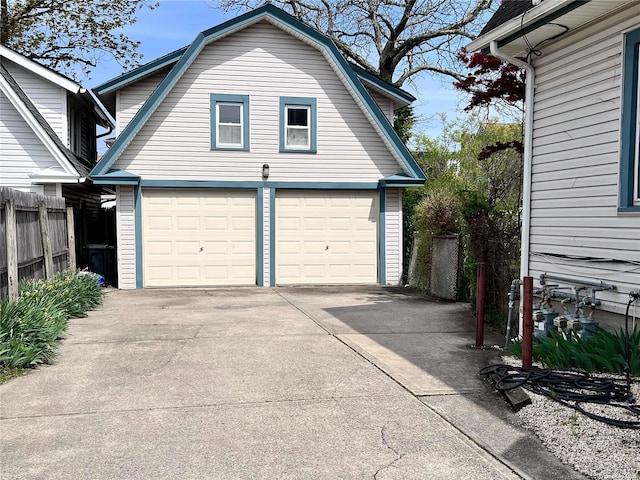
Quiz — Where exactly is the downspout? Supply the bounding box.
[490,41,535,337]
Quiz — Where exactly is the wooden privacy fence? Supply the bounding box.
[1,187,76,301]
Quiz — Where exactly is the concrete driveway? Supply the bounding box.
[0,286,583,479]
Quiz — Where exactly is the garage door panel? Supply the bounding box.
[276,190,377,285]
[142,189,256,287]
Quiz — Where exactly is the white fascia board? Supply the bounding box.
[466,0,575,52]
[29,172,84,183]
[0,75,79,176]
[0,45,81,93]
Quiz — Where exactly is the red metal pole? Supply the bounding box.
[522,276,534,369]
[475,262,486,347]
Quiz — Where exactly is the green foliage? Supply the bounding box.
[0,271,102,369]
[510,328,640,376]
[394,105,416,144]
[406,114,523,314]
[2,0,158,79]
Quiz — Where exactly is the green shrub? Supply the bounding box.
[510,327,640,376]
[0,271,102,369]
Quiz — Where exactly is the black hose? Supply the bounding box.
[480,364,640,429]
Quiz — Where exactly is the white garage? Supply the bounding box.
[141,189,256,287]
[275,190,378,284]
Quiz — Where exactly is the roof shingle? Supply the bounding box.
[479,0,534,36]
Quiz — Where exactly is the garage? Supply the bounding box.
[275,190,378,284]
[142,189,256,287]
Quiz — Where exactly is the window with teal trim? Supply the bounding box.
[210,94,249,150]
[620,28,640,210]
[279,97,317,153]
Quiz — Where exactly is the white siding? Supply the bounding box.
[117,71,166,134]
[113,21,400,182]
[116,185,137,289]
[367,88,394,123]
[385,188,402,285]
[529,3,640,313]
[4,61,66,143]
[0,90,61,189]
[263,187,271,286]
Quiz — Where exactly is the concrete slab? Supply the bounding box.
[276,286,478,334]
[337,332,498,395]
[420,394,588,480]
[2,397,519,480]
[0,285,579,479]
[0,334,401,418]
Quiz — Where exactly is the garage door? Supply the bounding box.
[276,190,378,284]
[142,189,256,287]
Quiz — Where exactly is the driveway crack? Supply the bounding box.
[373,425,405,479]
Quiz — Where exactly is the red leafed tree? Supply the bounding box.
[454,48,525,159]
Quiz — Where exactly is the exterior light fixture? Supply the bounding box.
[262,163,270,179]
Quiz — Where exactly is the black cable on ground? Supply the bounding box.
[480,364,640,429]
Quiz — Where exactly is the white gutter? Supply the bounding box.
[489,41,534,337]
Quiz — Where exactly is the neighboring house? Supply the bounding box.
[0,45,115,268]
[467,0,640,314]
[91,4,425,290]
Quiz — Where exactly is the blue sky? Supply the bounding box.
[88,0,470,139]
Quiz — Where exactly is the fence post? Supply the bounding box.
[66,207,76,270]
[38,201,54,279]
[475,262,486,347]
[522,276,534,369]
[5,200,19,302]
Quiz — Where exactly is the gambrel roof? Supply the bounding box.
[90,4,425,186]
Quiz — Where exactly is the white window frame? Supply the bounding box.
[216,102,243,148]
[284,105,311,150]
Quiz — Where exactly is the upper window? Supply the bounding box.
[620,29,640,210]
[210,94,249,150]
[279,97,317,153]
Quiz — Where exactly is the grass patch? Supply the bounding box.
[0,367,26,384]
[0,271,102,370]
[511,327,640,376]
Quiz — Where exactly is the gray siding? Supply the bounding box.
[367,88,394,123]
[4,61,66,143]
[117,71,166,134]
[116,185,136,289]
[0,90,61,189]
[113,21,401,182]
[385,188,402,285]
[529,3,640,313]
[263,187,271,286]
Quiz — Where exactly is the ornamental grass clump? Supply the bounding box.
[511,327,640,376]
[0,271,102,369]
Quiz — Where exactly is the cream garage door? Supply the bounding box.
[142,189,256,287]
[276,190,378,284]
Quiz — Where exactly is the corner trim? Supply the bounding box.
[378,187,386,285]
[269,189,276,287]
[134,185,143,289]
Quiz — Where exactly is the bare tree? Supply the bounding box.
[214,0,494,86]
[1,0,158,80]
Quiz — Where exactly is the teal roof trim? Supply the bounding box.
[348,63,416,104]
[89,4,425,183]
[379,174,426,187]
[91,169,141,185]
[93,47,188,96]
